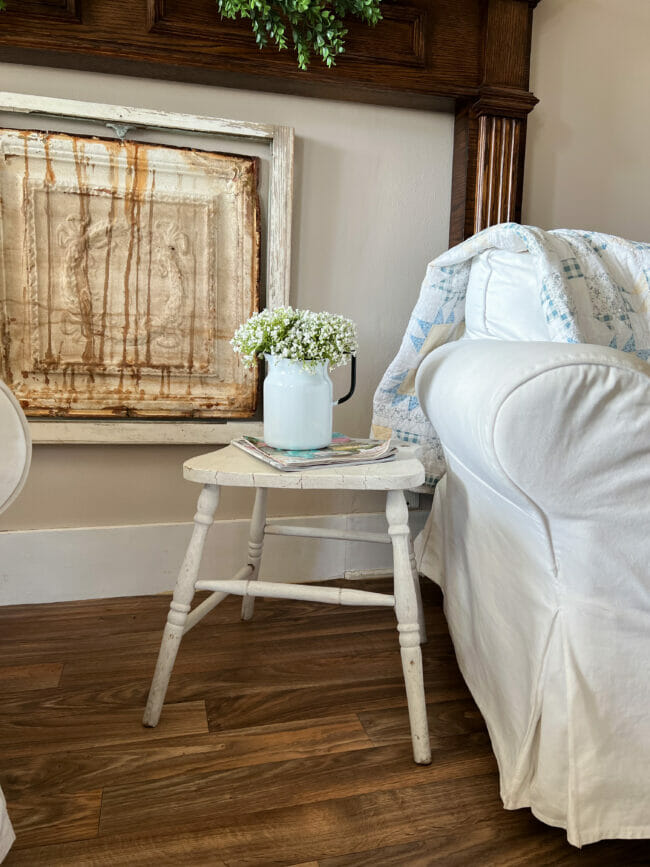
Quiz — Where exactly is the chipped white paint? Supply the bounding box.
[240,486,268,621]
[143,484,220,728]
[28,419,264,444]
[387,488,431,764]
[182,443,425,490]
[0,91,294,442]
[264,524,391,544]
[0,128,259,419]
[196,578,395,607]
[144,445,431,763]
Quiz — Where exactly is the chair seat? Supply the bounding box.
[183,444,425,490]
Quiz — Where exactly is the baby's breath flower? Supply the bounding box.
[231,306,358,370]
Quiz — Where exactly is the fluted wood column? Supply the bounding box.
[475,114,524,231]
[449,0,541,245]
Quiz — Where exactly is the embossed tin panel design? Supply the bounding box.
[0,129,260,418]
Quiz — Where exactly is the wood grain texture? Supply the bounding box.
[182,443,425,489]
[3,719,372,797]
[0,0,478,108]
[449,0,538,243]
[0,1,541,253]
[474,114,526,231]
[4,790,101,849]
[0,697,208,756]
[3,580,646,863]
[0,663,63,692]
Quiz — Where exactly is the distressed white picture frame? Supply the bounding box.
[0,91,294,444]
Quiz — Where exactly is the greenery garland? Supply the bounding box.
[217,0,383,70]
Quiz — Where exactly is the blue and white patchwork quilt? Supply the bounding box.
[371,222,650,489]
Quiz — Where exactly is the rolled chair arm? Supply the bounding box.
[415,339,650,510]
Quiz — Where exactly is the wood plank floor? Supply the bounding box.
[1,579,648,865]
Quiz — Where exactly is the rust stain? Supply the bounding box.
[43,137,56,364]
[71,137,95,364]
[98,147,119,364]
[0,188,12,385]
[17,132,30,388]
[144,168,156,367]
[0,127,260,419]
[186,192,198,381]
[42,136,56,187]
[120,141,149,380]
[132,145,147,372]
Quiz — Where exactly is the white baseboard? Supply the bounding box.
[0,510,429,605]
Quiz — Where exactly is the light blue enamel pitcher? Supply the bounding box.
[263,354,356,450]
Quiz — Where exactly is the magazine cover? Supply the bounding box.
[231,433,396,471]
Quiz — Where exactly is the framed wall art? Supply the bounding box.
[0,92,294,443]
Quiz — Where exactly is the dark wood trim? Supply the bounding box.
[474,113,527,231]
[472,85,538,120]
[0,0,541,251]
[450,0,538,243]
[449,101,479,246]
[2,0,81,23]
[0,1,481,106]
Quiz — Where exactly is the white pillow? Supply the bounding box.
[464,248,551,342]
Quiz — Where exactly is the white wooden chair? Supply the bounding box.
[0,378,31,862]
[0,380,31,519]
[143,444,432,764]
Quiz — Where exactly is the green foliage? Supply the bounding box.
[217,0,382,70]
[231,306,358,369]
[0,2,380,67]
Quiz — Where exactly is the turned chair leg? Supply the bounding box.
[387,489,431,765]
[143,484,219,727]
[240,487,268,621]
[409,540,427,645]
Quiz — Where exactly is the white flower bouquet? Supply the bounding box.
[231,306,358,370]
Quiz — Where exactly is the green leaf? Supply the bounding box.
[215,0,382,70]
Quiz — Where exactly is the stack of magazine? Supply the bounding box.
[231,433,397,471]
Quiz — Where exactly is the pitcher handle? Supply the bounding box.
[334,355,356,406]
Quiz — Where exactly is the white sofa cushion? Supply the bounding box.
[464,248,551,342]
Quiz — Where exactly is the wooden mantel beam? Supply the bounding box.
[0,0,541,252]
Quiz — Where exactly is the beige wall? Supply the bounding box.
[524,0,650,241]
[0,64,453,530]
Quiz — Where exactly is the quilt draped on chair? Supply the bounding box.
[371,222,650,488]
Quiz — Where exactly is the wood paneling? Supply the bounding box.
[0,1,542,289]
[1,579,649,863]
[147,0,428,70]
[449,0,539,243]
[2,0,80,24]
[475,114,523,229]
[0,0,478,109]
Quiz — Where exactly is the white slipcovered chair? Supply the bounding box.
[0,379,31,863]
[414,250,650,847]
